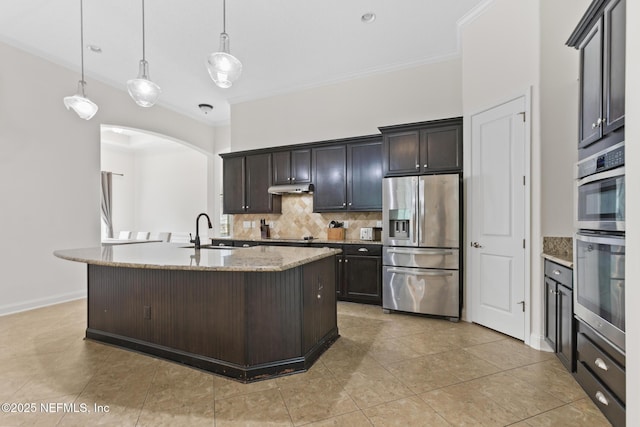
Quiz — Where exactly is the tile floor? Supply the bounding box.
[0,299,612,426]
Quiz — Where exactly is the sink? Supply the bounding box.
[180,245,236,250]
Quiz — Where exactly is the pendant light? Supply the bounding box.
[206,0,242,88]
[63,0,98,120]
[127,0,161,107]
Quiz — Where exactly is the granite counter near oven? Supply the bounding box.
[54,243,340,382]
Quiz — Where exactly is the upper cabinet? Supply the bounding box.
[313,136,382,212]
[222,153,281,214]
[379,117,462,176]
[272,149,311,185]
[568,0,625,155]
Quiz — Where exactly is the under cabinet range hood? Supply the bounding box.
[267,183,314,195]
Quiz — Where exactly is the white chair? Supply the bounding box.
[149,232,172,242]
[118,231,131,239]
[136,231,150,240]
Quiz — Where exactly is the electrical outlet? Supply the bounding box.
[251,221,256,228]
[342,221,349,229]
[243,221,251,229]
[376,221,382,228]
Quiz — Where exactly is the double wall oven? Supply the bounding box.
[575,141,625,352]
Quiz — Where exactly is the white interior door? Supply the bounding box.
[469,97,527,340]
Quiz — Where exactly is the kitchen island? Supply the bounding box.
[54,243,340,382]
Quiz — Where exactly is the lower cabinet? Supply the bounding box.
[575,319,626,427]
[543,260,575,372]
[337,244,382,305]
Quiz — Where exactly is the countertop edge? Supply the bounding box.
[541,253,573,269]
[54,246,341,272]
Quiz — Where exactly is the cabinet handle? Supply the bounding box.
[423,164,428,168]
[592,122,597,129]
[338,259,342,263]
[348,202,352,206]
[553,269,561,275]
[342,202,346,207]
[415,164,420,168]
[292,177,296,181]
[317,293,322,300]
[242,244,250,247]
[594,358,609,371]
[287,177,291,181]
[358,248,369,252]
[549,289,558,295]
[596,118,603,126]
[345,259,349,263]
[595,391,609,406]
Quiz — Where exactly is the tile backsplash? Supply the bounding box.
[231,194,382,240]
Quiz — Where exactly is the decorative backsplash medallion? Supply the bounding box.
[231,194,382,240]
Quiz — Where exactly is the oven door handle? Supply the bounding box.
[577,166,625,187]
[575,233,626,246]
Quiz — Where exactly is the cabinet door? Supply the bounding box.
[222,156,245,214]
[347,140,382,211]
[544,278,558,351]
[313,145,347,211]
[245,153,277,213]
[291,149,311,184]
[578,19,603,148]
[383,131,420,176]
[272,151,291,185]
[343,255,382,303]
[557,284,574,371]
[421,126,462,172]
[602,0,625,135]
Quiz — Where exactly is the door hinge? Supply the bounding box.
[518,111,526,122]
[523,239,526,249]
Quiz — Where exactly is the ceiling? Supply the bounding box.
[0,0,486,125]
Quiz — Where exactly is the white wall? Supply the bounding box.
[0,40,215,315]
[135,143,208,235]
[101,140,208,238]
[460,0,543,346]
[230,59,463,151]
[540,0,591,236]
[625,0,639,421]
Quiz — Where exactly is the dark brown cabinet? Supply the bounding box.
[302,256,337,353]
[313,136,382,212]
[340,244,382,304]
[222,153,281,214]
[568,0,625,153]
[272,149,311,185]
[543,260,575,372]
[380,118,462,176]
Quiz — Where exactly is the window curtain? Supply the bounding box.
[101,171,114,238]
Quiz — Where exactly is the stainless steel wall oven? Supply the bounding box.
[575,141,625,353]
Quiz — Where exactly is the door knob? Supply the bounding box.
[470,242,482,248]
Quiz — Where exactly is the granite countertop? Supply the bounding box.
[211,237,383,246]
[54,242,341,272]
[541,236,573,269]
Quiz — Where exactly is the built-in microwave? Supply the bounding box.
[574,232,625,352]
[576,142,625,231]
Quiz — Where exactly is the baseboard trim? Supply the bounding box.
[0,291,86,317]
[529,333,554,352]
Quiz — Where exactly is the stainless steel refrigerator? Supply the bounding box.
[382,174,461,319]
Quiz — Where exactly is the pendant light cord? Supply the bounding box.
[222,0,226,33]
[141,0,146,61]
[80,0,85,83]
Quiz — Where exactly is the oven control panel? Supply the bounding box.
[577,142,625,179]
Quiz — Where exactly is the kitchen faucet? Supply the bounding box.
[190,213,212,249]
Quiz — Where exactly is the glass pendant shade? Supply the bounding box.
[64,80,98,120]
[206,32,242,88]
[127,59,161,107]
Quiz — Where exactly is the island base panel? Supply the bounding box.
[86,257,337,382]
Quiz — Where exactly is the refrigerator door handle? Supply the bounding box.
[412,177,418,246]
[418,176,425,246]
[386,267,454,277]
[386,248,454,256]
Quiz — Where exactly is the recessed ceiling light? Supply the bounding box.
[361,13,376,24]
[86,45,102,53]
[199,103,214,114]
[112,128,124,134]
